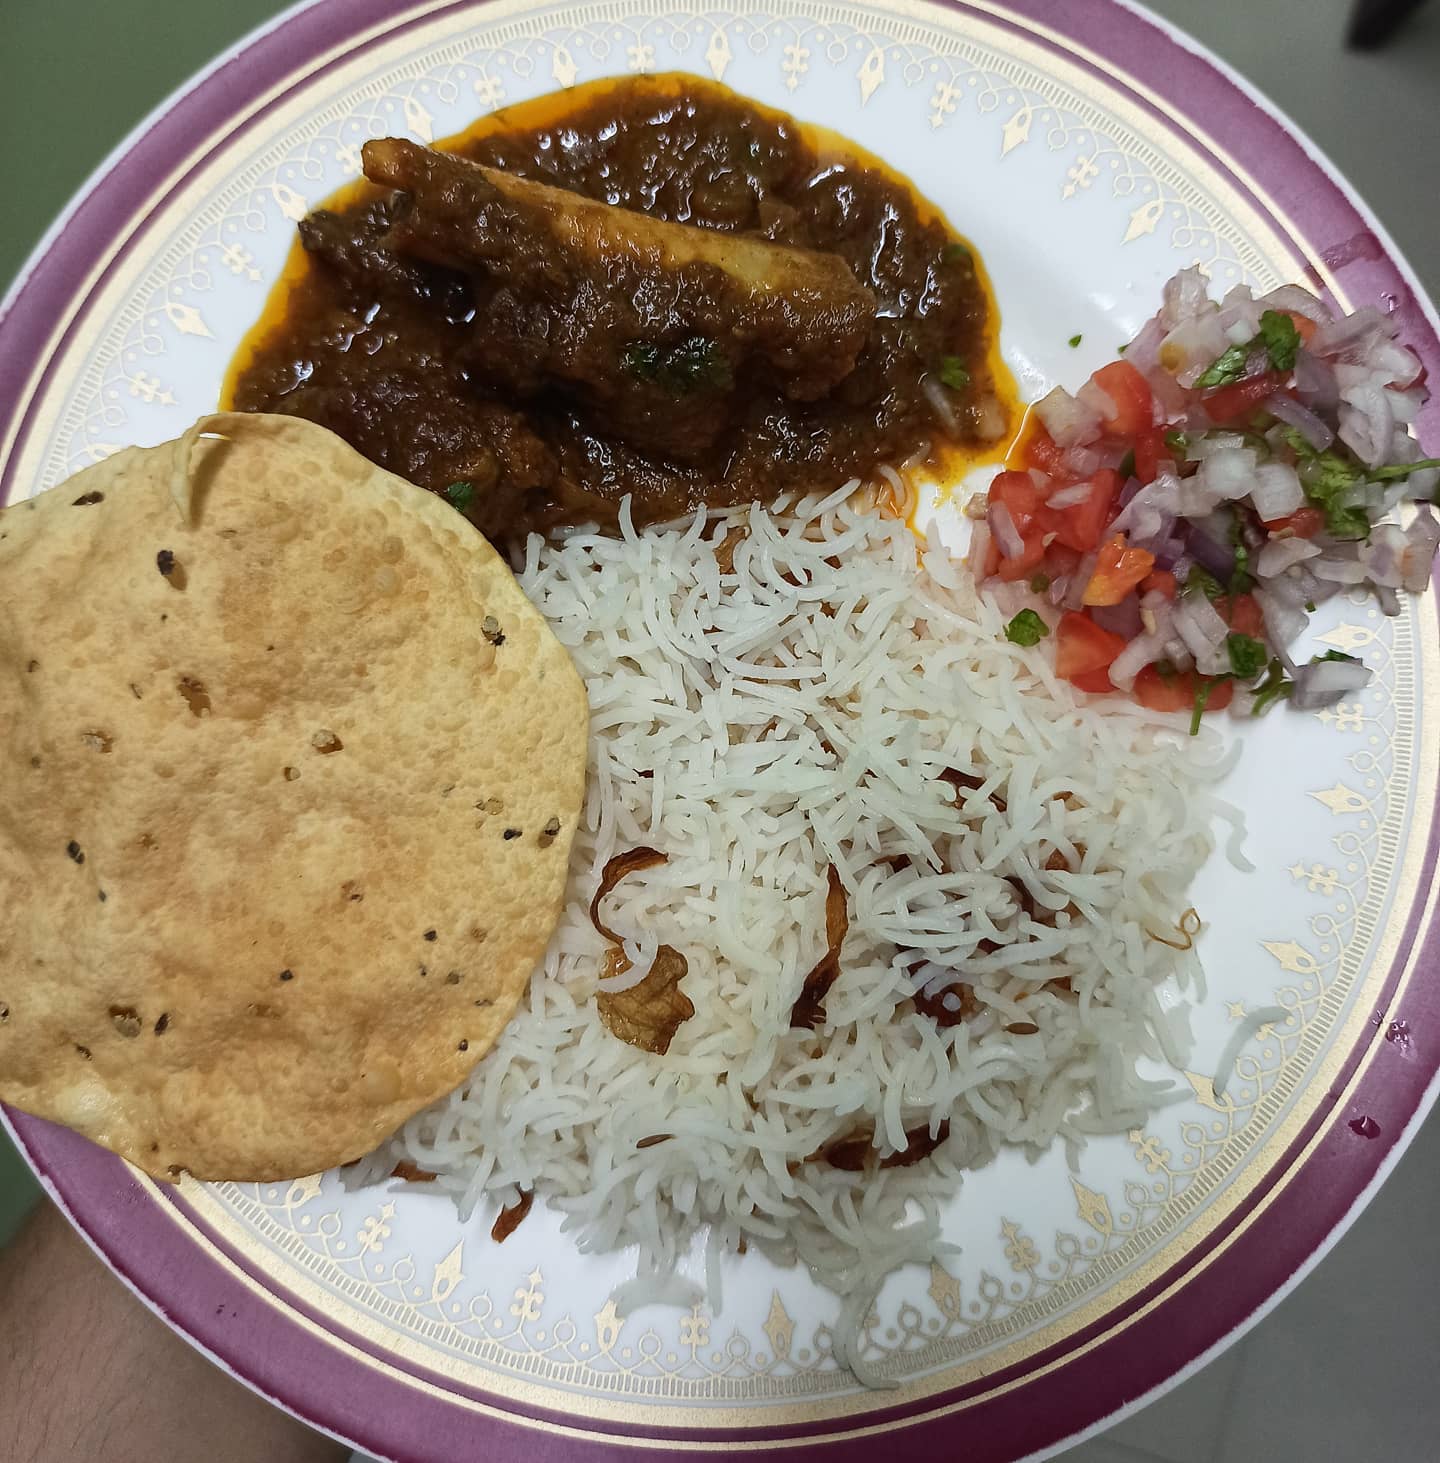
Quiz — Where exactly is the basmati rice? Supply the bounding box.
[354,492,1230,1341]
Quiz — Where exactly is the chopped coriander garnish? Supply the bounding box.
[443,480,475,512]
[1029,572,1051,593]
[1117,341,1128,354]
[942,241,972,265]
[1164,429,1189,455]
[1118,448,1137,481]
[1257,309,1301,372]
[1228,515,1253,593]
[938,356,971,390]
[1068,334,1083,348]
[1251,659,1294,716]
[1370,457,1440,482]
[1305,600,1317,613]
[1184,565,1225,601]
[1314,649,1360,664]
[623,336,731,393]
[1189,676,1227,736]
[1005,608,1049,647]
[1226,632,1268,679]
[622,341,661,381]
[1196,344,1249,389]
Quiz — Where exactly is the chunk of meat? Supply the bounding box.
[361,138,876,461]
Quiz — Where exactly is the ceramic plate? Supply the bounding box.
[3,2,1439,1459]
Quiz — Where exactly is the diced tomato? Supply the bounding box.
[1132,425,1176,486]
[989,469,1045,532]
[996,534,1046,581]
[1054,611,1127,684]
[1263,507,1325,539]
[1069,667,1116,694]
[1282,310,1318,345]
[1090,360,1154,437]
[1140,569,1178,599]
[1083,534,1156,605]
[1021,423,1069,477]
[1215,592,1264,639]
[1202,371,1288,425]
[1133,665,1235,716]
[1048,468,1120,553]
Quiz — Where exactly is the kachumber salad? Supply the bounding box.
[1,72,1434,1385]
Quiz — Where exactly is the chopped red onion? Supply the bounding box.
[1060,446,1102,479]
[1249,461,1305,520]
[1264,393,1334,451]
[1361,524,1408,588]
[1090,595,1143,639]
[1253,587,1308,650]
[1124,316,1166,373]
[1077,379,1119,425]
[1258,284,1330,324]
[1337,387,1393,468]
[1311,556,1371,585]
[1161,267,1213,330]
[1182,520,1237,578]
[989,501,1025,560]
[1108,632,1165,692]
[1402,508,1440,593]
[1064,553,1097,610]
[1291,657,1372,710]
[1366,339,1423,388]
[1293,349,1339,410]
[1047,481,1096,510]
[1197,446,1259,503]
[1160,315,1231,388]
[1256,536,1321,577]
[1311,307,1394,361]
[1047,574,1071,607]
[1035,386,1103,448]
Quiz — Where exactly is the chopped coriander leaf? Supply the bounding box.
[1296,449,1372,539]
[1068,334,1083,348]
[1117,342,1128,354]
[1197,344,1249,389]
[1370,456,1440,482]
[942,241,972,264]
[1276,424,1317,460]
[1189,676,1228,736]
[623,337,731,393]
[1117,449,1136,481]
[1251,659,1294,716]
[1029,572,1051,593]
[622,341,661,381]
[1305,600,1317,612]
[1314,649,1360,664]
[1226,632,1269,679]
[1005,609,1049,647]
[443,480,475,512]
[1228,515,1253,593]
[1163,429,1189,454]
[1257,309,1301,372]
[938,356,971,390]
[1184,565,1225,600]
[662,336,732,392]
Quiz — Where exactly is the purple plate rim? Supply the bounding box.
[2,0,1438,1458]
